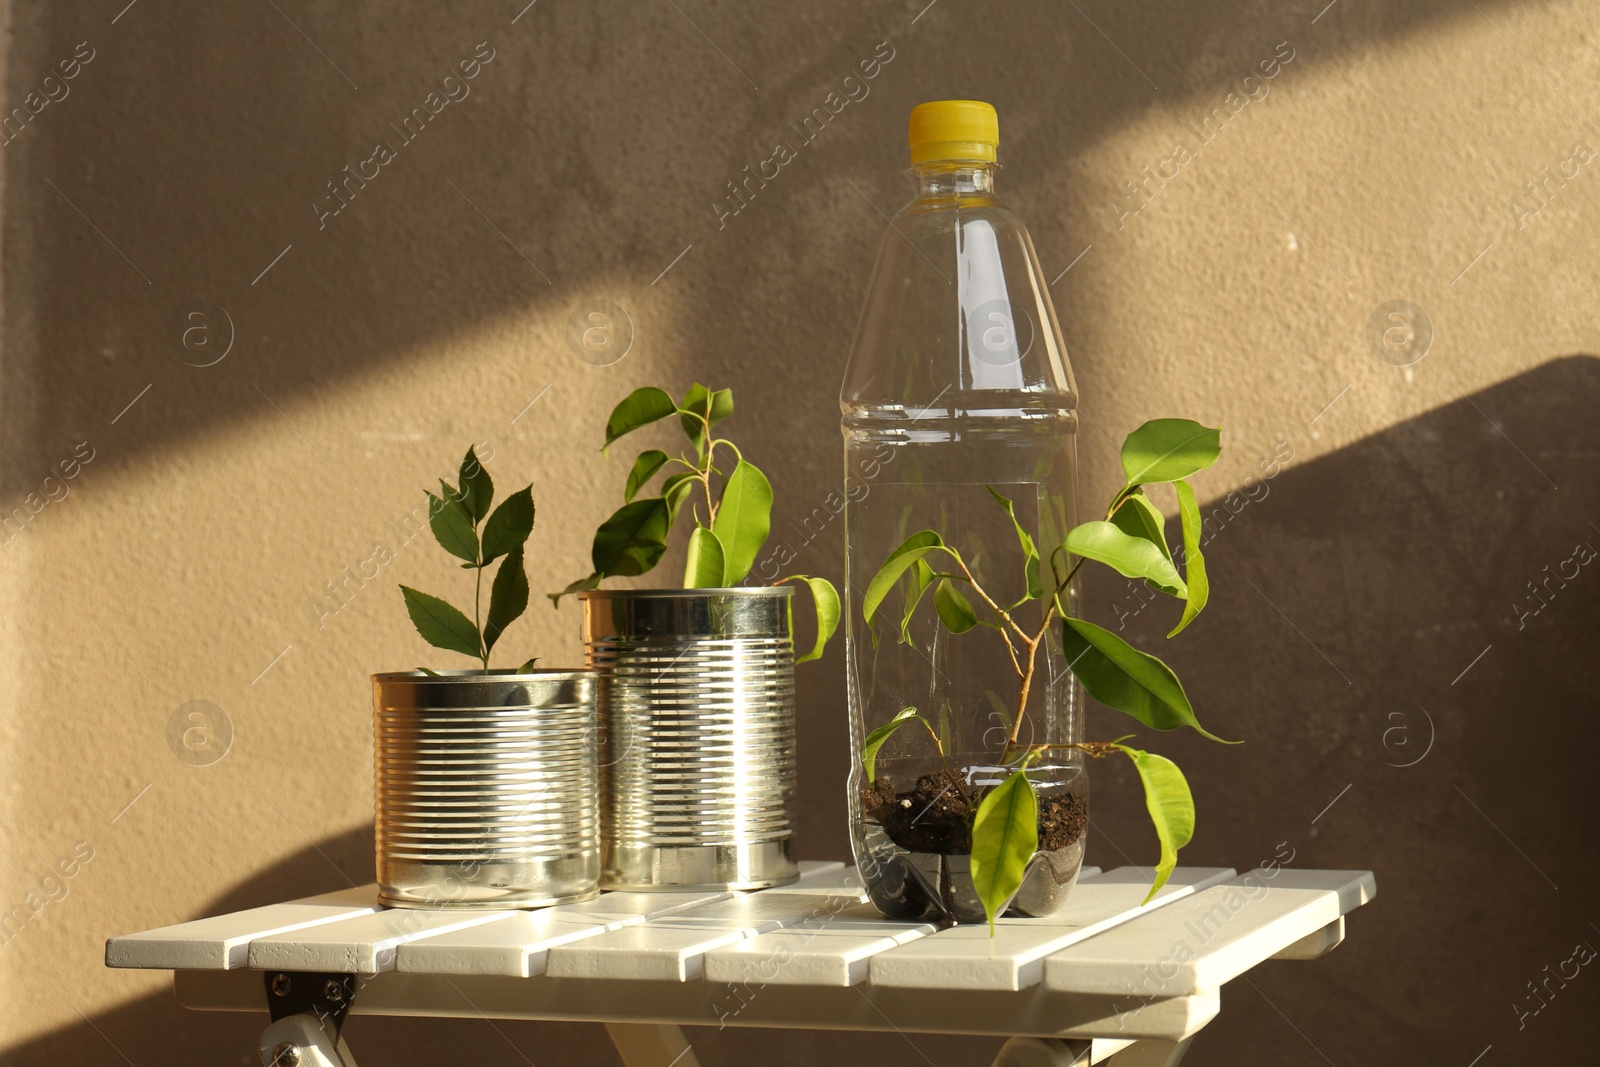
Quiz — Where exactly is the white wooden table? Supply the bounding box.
[107,860,1374,1067]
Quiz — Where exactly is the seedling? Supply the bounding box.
[552,384,839,662]
[399,446,537,671]
[861,418,1234,930]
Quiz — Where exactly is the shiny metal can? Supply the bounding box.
[372,669,599,909]
[580,588,799,891]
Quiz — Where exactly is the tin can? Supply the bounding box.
[372,669,599,908]
[580,588,799,891]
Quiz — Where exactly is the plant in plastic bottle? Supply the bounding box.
[843,100,1240,928]
[859,418,1233,931]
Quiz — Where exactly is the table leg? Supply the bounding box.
[992,1037,1092,1065]
[1102,1037,1193,1066]
[604,1023,701,1067]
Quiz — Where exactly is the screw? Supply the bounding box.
[323,978,345,1002]
[270,974,292,997]
[271,1043,301,1067]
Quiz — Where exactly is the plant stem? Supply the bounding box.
[701,447,719,524]
[1003,491,1141,745]
[972,486,1146,763]
[1015,741,1128,760]
[1011,643,1039,746]
[474,547,486,670]
[690,410,717,526]
[1005,564,1082,748]
[918,714,971,809]
[950,549,1029,645]
[945,549,1024,676]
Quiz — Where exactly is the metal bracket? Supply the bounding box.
[265,971,358,1033]
[259,972,360,1067]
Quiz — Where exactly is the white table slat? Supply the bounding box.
[392,862,838,978]
[546,891,890,981]
[517,890,737,929]
[868,867,1237,992]
[1042,868,1376,995]
[396,891,733,977]
[701,865,1107,988]
[104,887,380,970]
[106,862,840,978]
[703,921,937,987]
[247,907,520,973]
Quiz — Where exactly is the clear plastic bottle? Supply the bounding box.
[840,100,1086,922]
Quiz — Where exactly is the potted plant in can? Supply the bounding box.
[373,447,600,909]
[855,419,1233,929]
[552,385,839,891]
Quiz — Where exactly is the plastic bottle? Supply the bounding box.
[840,100,1086,922]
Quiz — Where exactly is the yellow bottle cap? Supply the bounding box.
[908,100,999,165]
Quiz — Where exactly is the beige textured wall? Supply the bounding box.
[3,1,1597,1064]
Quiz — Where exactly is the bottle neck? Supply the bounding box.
[913,162,997,199]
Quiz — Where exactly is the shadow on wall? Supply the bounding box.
[0,0,1528,494]
[7,826,632,1066]
[12,358,1594,1066]
[1083,355,1600,1066]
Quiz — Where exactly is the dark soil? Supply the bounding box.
[862,770,973,852]
[861,769,1088,855]
[1037,790,1089,850]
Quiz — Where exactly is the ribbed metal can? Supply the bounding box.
[372,669,599,909]
[580,588,799,891]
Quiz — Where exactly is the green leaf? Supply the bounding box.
[899,559,936,646]
[483,547,529,655]
[986,486,1043,599]
[862,707,933,784]
[625,450,671,502]
[683,526,728,587]
[427,490,479,565]
[934,578,979,634]
[1169,480,1209,637]
[1110,746,1196,904]
[1120,419,1222,485]
[971,768,1040,933]
[591,497,670,577]
[863,531,947,628]
[547,572,600,607]
[400,585,481,659]
[1065,521,1187,598]
[711,459,772,584]
[1109,489,1174,565]
[516,657,540,672]
[481,486,534,564]
[661,472,698,521]
[679,383,734,454]
[604,386,677,450]
[1061,616,1231,741]
[785,575,840,664]
[458,447,494,522]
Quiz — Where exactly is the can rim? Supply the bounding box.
[577,586,793,600]
[371,668,596,683]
